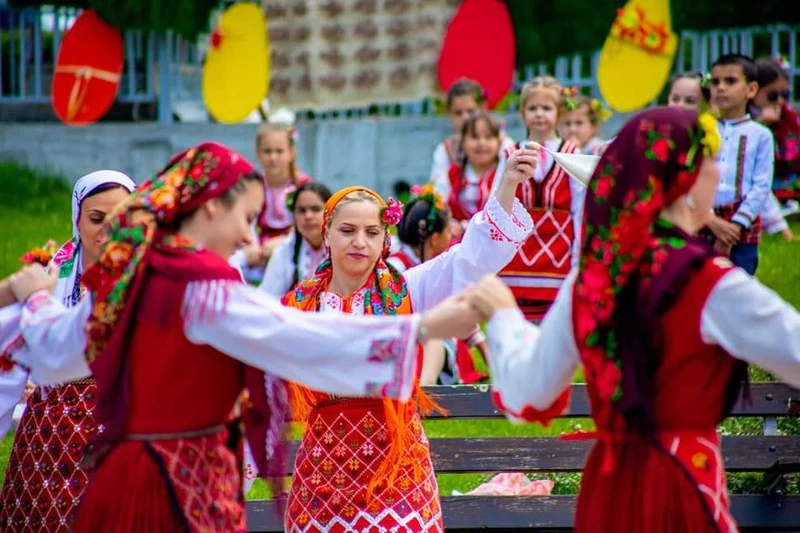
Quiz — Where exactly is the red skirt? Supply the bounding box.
[285,398,443,532]
[72,427,245,533]
[0,379,99,532]
[575,430,736,532]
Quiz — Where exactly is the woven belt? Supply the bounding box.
[124,424,225,441]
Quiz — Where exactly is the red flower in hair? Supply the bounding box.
[650,138,671,162]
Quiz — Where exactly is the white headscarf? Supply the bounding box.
[53,170,136,307]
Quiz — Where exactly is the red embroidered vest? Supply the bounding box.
[497,140,579,317]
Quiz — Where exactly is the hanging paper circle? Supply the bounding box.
[51,10,123,126]
[437,0,515,110]
[597,0,678,112]
[203,3,270,124]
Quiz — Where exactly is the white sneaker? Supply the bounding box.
[780,199,800,217]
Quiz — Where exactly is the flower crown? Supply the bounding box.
[381,197,404,226]
[589,99,613,123]
[561,86,579,111]
[20,239,58,267]
[699,72,712,89]
[686,112,721,170]
[410,183,446,231]
[775,55,791,71]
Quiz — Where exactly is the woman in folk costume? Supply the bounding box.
[259,182,332,297]
[496,76,582,321]
[0,170,135,532]
[282,148,537,532]
[3,142,479,532]
[470,107,800,532]
[389,184,488,385]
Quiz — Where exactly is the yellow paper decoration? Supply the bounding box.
[202,3,269,124]
[597,0,677,112]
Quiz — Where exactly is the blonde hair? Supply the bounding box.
[255,123,298,184]
[519,76,564,112]
[324,191,383,232]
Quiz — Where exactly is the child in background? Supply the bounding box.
[439,111,504,238]
[429,78,514,186]
[558,90,612,154]
[667,70,793,241]
[238,124,312,283]
[707,54,775,274]
[753,57,800,225]
[496,76,581,322]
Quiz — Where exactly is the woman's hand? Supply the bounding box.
[468,274,518,322]
[419,294,480,343]
[8,264,58,303]
[494,144,540,212]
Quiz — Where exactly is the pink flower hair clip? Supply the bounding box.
[381,197,404,226]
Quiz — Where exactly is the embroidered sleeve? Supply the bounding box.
[404,194,532,311]
[16,291,92,385]
[183,281,421,401]
[701,268,800,388]
[733,129,774,228]
[483,194,532,244]
[485,276,579,425]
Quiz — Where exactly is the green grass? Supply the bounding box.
[0,162,798,498]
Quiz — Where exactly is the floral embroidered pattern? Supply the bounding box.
[574,109,720,417]
[82,143,253,362]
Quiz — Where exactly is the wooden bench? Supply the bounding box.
[246,383,800,531]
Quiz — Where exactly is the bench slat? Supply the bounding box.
[270,435,800,475]
[423,383,799,418]
[246,494,800,531]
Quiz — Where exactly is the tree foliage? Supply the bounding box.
[507,0,799,66]
[9,0,222,38]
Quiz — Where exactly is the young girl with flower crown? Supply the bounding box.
[237,124,312,282]
[495,76,582,322]
[558,91,612,155]
[281,148,537,531]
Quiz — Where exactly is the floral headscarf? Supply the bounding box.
[573,106,725,433]
[83,142,256,361]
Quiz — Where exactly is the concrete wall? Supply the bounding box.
[0,112,630,197]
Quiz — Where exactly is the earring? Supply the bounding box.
[686,193,696,209]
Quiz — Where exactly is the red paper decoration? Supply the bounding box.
[437,0,516,109]
[52,10,124,126]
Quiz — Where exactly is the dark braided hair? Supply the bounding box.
[288,182,332,286]
[397,197,448,263]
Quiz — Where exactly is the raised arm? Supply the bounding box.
[404,146,539,311]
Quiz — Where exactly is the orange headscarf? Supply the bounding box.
[282,186,442,497]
